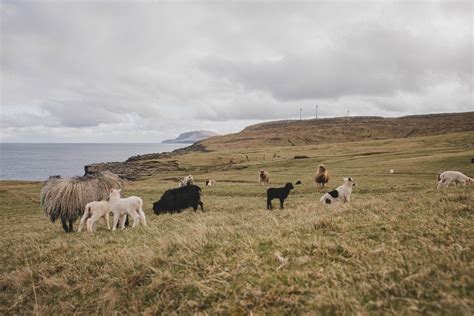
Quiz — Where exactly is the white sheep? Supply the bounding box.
[320,177,356,204]
[179,175,194,187]
[206,179,216,186]
[389,169,395,174]
[108,189,147,230]
[77,201,111,232]
[437,171,473,189]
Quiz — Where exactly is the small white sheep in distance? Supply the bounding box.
[389,169,395,174]
[320,177,356,204]
[78,201,111,232]
[179,175,194,187]
[108,189,147,230]
[437,171,473,189]
[206,179,216,186]
[259,170,270,185]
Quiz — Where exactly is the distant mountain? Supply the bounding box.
[162,130,219,144]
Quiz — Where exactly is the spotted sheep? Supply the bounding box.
[320,177,356,204]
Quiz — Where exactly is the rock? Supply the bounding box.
[84,160,182,180]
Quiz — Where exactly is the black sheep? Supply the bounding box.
[267,182,294,210]
[153,185,204,215]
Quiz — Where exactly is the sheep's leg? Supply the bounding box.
[199,201,204,212]
[124,215,129,227]
[105,212,111,230]
[78,213,88,233]
[112,213,119,231]
[138,208,147,226]
[60,217,69,233]
[280,199,284,209]
[267,198,272,210]
[68,219,74,233]
[130,211,140,228]
[121,214,127,229]
[86,218,93,232]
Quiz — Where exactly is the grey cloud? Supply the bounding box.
[1,1,472,142]
[201,25,471,101]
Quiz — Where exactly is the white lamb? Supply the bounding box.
[320,177,356,205]
[108,189,147,230]
[437,171,473,189]
[78,201,111,232]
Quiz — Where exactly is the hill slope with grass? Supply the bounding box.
[199,112,474,150]
[85,112,474,179]
[1,131,473,314]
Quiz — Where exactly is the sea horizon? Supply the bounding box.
[0,143,185,181]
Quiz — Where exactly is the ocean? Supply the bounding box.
[0,143,185,181]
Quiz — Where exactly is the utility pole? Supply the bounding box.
[315,105,318,119]
[347,109,350,117]
[300,108,302,121]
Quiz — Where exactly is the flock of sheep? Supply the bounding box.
[40,164,473,233]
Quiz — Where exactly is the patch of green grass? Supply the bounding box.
[0,132,473,314]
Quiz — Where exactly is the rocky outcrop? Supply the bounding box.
[84,160,183,180]
[83,142,212,180]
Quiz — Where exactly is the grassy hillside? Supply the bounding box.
[1,131,473,314]
[200,112,474,150]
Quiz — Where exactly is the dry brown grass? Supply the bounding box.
[0,132,473,314]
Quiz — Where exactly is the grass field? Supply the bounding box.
[1,132,473,314]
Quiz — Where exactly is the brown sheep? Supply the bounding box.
[259,169,270,185]
[315,164,329,188]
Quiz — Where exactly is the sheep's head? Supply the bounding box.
[153,190,174,214]
[109,188,122,199]
[285,182,294,190]
[343,177,356,186]
[468,178,474,185]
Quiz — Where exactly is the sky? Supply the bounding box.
[1,0,472,143]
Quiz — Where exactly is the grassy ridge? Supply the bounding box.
[0,132,473,314]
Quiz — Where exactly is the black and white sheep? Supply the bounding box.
[266,182,294,210]
[320,177,356,204]
[153,185,204,215]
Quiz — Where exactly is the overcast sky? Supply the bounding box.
[1,1,472,143]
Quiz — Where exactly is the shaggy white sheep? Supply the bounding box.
[108,189,147,230]
[320,177,356,204]
[78,200,111,232]
[437,171,473,189]
[389,169,395,174]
